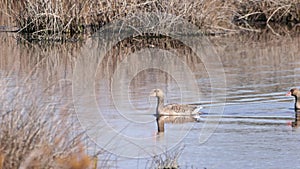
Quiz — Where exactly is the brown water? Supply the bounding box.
[1,31,300,168]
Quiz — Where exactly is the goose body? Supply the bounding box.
[150,89,203,116]
[286,88,300,111]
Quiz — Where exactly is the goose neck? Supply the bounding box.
[157,96,164,111]
[295,96,300,111]
[156,117,165,132]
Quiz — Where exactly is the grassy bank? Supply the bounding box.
[1,0,299,40]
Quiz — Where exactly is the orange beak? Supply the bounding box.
[286,91,291,96]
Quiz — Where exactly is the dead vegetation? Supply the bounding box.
[1,0,299,40]
[147,146,184,169]
[0,74,97,169]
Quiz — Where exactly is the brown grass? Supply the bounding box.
[0,73,96,169]
[147,146,183,169]
[1,0,299,40]
[234,0,300,24]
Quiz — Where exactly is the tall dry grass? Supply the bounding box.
[0,73,96,169]
[234,0,300,24]
[147,146,183,169]
[1,0,298,40]
[234,0,300,34]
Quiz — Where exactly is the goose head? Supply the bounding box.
[286,88,300,97]
[287,88,300,111]
[150,89,164,98]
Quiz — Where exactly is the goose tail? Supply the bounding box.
[192,106,203,120]
[192,106,203,114]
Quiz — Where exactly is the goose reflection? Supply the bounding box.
[156,115,200,132]
[288,111,300,128]
[150,89,203,132]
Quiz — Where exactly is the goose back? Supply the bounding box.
[150,89,203,116]
[160,103,202,116]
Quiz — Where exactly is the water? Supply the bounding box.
[1,32,300,168]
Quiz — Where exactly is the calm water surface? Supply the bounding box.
[0,32,300,168]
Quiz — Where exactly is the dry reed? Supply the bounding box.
[1,0,299,40]
[0,74,95,169]
[147,146,184,169]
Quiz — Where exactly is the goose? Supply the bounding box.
[150,89,203,133]
[150,89,203,116]
[286,88,300,111]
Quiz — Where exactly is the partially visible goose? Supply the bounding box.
[150,89,203,116]
[286,88,300,111]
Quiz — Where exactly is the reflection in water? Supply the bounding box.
[95,37,210,113]
[290,112,300,128]
[156,115,199,133]
[1,31,300,168]
[0,33,79,85]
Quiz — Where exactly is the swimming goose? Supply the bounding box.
[150,89,203,116]
[286,88,300,111]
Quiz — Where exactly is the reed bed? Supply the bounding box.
[235,0,300,24]
[1,0,299,40]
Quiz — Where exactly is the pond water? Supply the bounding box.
[0,31,300,168]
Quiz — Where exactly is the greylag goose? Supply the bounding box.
[286,88,300,111]
[150,89,203,116]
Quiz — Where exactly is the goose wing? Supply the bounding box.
[162,104,203,115]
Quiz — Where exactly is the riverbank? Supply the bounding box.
[1,0,299,40]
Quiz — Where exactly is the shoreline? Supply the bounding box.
[1,0,299,41]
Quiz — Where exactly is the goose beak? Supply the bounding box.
[149,92,156,97]
[286,92,291,96]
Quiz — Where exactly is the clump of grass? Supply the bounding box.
[147,146,184,169]
[2,0,162,40]
[0,75,95,169]
[233,0,300,34]
[5,0,93,40]
[234,0,300,24]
